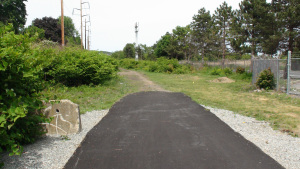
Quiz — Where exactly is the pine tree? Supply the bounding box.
[191,8,215,63]
[213,1,233,67]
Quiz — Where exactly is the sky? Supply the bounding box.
[24,0,269,52]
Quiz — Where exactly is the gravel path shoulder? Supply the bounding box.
[204,105,300,169]
[1,104,299,169]
[1,110,108,169]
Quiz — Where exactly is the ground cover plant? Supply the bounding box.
[142,67,300,137]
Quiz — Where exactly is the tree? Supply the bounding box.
[58,16,80,46]
[32,17,62,43]
[275,0,300,53]
[191,8,215,63]
[0,0,27,33]
[214,1,233,67]
[172,26,191,60]
[111,51,125,59]
[58,16,78,37]
[229,10,250,56]
[240,0,271,57]
[123,43,135,58]
[154,32,172,57]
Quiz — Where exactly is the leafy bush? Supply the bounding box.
[236,66,245,74]
[118,58,190,74]
[34,47,118,87]
[255,68,275,90]
[119,58,139,69]
[210,68,222,75]
[224,68,233,76]
[0,25,50,162]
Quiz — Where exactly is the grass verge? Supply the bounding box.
[142,70,300,136]
[41,76,139,114]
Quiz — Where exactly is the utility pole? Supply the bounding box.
[61,0,65,46]
[85,18,87,49]
[135,22,139,61]
[80,0,83,49]
[88,26,90,50]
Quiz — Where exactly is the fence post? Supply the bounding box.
[277,58,279,91]
[287,51,291,94]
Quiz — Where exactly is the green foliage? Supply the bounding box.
[0,24,49,160]
[23,26,45,40]
[255,68,275,90]
[36,47,118,87]
[236,66,245,74]
[119,58,191,74]
[112,50,125,59]
[223,67,233,75]
[0,0,27,33]
[123,43,135,58]
[210,68,223,76]
[32,17,62,44]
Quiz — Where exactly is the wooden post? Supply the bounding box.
[61,0,64,46]
[85,18,87,50]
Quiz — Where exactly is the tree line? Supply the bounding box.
[0,0,81,46]
[114,0,300,65]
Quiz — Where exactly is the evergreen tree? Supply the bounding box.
[213,1,233,67]
[229,10,250,56]
[191,8,215,63]
[275,0,300,53]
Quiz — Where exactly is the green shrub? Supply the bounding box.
[0,24,50,162]
[36,47,118,87]
[118,58,189,74]
[255,68,275,90]
[236,66,245,74]
[224,68,233,76]
[211,68,222,75]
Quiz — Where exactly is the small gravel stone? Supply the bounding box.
[203,105,300,169]
[1,110,108,169]
[2,106,300,169]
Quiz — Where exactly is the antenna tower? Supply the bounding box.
[135,22,139,61]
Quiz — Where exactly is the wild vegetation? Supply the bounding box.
[112,0,300,62]
[118,58,194,74]
[142,67,300,137]
[0,24,118,165]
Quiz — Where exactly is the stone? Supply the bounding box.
[43,100,82,135]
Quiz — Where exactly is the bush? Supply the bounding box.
[224,68,233,76]
[211,68,222,76]
[0,24,50,162]
[236,66,245,74]
[118,58,190,74]
[35,47,118,86]
[255,68,275,90]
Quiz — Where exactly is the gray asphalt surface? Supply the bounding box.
[64,92,283,169]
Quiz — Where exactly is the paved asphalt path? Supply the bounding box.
[65,92,283,169]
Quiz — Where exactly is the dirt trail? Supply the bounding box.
[118,69,168,92]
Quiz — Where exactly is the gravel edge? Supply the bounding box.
[1,107,300,169]
[1,110,109,169]
[203,105,300,169]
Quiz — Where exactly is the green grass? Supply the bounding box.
[142,69,300,136]
[41,77,139,114]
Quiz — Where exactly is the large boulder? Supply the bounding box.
[43,100,82,135]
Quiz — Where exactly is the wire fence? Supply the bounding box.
[181,52,300,95]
